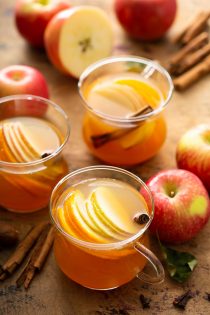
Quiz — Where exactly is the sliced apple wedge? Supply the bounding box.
[2,123,32,163]
[64,191,108,243]
[115,78,162,107]
[44,6,113,78]
[92,83,145,113]
[119,120,156,149]
[91,187,139,235]
[86,199,125,241]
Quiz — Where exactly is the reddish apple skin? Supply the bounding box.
[0,65,49,117]
[15,0,70,47]
[176,124,210,193]
[44,9,71,76]
[114,0,177,40]
[144,169,210,244]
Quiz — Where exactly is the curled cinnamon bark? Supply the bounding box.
[16,226,55,289]
[168,32,209,73]
[173,54,210,90]
[172,12,210,45]
[182,12,210,45]
[172,43,210,76]
[0,222,48,280]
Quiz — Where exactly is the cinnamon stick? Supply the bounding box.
[171,12,209,45]
[91,105,153,148]
[168,32,209,73]
[0,221,19,247]
[182,12,210,45]
[173,54,210,91]
[0,222,48,280]
[172,42,210,76]
[16,225,54,289]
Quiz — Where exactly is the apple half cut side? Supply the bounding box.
[44,6,114,78]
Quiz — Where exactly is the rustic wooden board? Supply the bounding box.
[1,0,210,314]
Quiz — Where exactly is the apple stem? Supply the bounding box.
[78,38,92,53]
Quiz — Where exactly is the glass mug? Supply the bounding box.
[0,95,70,213]
[50,166,164,290]
[78,56,173,166]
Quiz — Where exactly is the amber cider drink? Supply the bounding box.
[0,95,70,213]
[51,166,164,290]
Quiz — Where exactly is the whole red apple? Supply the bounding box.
[176,124,210,193]
[15,0,70,47]
[0,65,49,117]
[144,169,210,244]
[114,0,177,40]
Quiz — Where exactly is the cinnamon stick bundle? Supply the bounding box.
[182,12,210,45]
[16,226,55,289]
[168,32,209,73]
[172,11,210,45]
[0,222,48,280]
[173,54,210,91]
[172,42,210,76]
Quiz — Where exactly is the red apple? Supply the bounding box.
[44,6,113,78]
[0,65,49,117]
[15,0,70,47]
[176,124,210,193]
[144,169,210,244]
[114,0,177,41]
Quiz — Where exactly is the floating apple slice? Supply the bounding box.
[44,6,113,78]
[115,79,162,107]
[86,199,125,241]
[119,120,156,149]
[64,191,108,243]
[92,83,145,114]
[2,123,32,163]
[91,187,139,235]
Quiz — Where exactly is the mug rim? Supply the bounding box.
[0,94,70,168]
[78,55,174,124]
[50,165,154,250]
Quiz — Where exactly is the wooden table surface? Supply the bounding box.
[1,0,210,314]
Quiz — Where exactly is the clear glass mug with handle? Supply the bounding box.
[0,94,70,213]
[50,165,164,290]
[78,56,173,166]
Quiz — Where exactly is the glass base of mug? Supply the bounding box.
[1,204,47,214]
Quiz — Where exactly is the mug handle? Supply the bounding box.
[134,241,165,284]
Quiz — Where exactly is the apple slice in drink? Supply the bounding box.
[64,191,108,243]
[91,83,145,115]
[115,78,162,107]
[118,120,156,149]
[91,187,139,235]
[86,199,125,241]
[44,6,113,78]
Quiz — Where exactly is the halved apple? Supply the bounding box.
[44,6,113,78]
